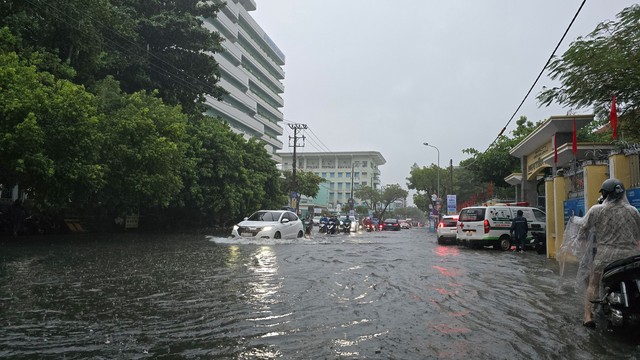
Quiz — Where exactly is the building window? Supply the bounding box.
[322,172,327,178]
[362,161,367,167]
[330,183,335,189]
[362,181,367,186]
[338,173,343,178]
[337,183,343,190]
[354,172,360,179]
[346,172,351,178]
[346,183,351,190]
[330,172,335,178]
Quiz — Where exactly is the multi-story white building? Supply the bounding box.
[279,151,386,211]
[203,0,285,161]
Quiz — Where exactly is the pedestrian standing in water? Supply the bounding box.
[510,209,528,253]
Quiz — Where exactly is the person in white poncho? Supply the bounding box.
[565,178,640,328]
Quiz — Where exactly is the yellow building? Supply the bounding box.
[505,115,638,259]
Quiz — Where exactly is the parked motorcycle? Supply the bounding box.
[592,254,640,330]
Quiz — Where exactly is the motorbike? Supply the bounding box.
[319,219,328,234]
[327,217,338,235]
[592,254,640,330]
[340,218,351,234]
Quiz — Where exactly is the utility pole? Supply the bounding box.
[449,159,454,195]
[288,123,307,215]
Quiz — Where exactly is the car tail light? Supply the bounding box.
[438,222,444,228]
[459,222,463,229]
[484,219,490,233]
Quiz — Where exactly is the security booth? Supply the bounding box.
[506,114,618,259]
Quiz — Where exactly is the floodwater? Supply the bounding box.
[1,228,639,359]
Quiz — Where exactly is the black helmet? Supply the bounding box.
[600,178,625,201]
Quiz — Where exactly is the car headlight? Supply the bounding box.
[261,226,273,231]
[233,225,239,231]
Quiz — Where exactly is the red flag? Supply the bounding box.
[572,118,577,155]
[553,133,558,164]
[610,95,618,139]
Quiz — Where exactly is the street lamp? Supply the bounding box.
[423,142,440,198]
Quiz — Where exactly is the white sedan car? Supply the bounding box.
[231,210,304,239]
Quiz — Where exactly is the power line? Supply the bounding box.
[486,0,587,149]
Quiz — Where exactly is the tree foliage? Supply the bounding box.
[0,22,286,229]
[354,184,407,219]
[281,170,325,199]
[537,4,640,142]
[0,0,227,115]
[0,49,103,208]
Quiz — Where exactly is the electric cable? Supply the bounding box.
[487,0,587,149]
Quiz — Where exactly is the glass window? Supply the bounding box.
[346,172,351,178]
[362,161,368,167]
[330,172,335,178]
[533,209,546,222]
[338,173,343,178]
[322,172,327,178]
[459,208,486,222]
[330,183,335,189]
[338,183,343,190]
[346,183,351,190]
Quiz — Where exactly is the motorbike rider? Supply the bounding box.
[319,214,329,233]
[569,178,640,328]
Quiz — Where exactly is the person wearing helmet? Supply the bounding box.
[570,178,640,328]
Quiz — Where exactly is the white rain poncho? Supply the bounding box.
[559,191,640,295]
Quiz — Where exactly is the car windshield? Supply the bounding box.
[384,219,397,224]
[247,211,281,221]
[459,208,485,221]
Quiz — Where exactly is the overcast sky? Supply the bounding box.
[251,1,635,190]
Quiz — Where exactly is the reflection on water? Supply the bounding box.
[2,232,640,358]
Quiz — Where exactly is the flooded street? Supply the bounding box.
[1,228,640,359]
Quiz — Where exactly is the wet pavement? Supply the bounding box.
[1,228,639,359]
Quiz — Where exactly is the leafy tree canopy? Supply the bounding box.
[1,0,227,114]
[537,4,640,142]
[281,170,325,199]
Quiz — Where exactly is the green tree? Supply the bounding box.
[538,5,640,142]
[281,170,325,199]
[0,49,104,208]
[176,115,285,226]
[1,0,227,114]
[93,78,190,213]
[378,184,408,219]
[354,185,381,216]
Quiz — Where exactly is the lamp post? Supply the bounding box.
[423,142,440,198]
